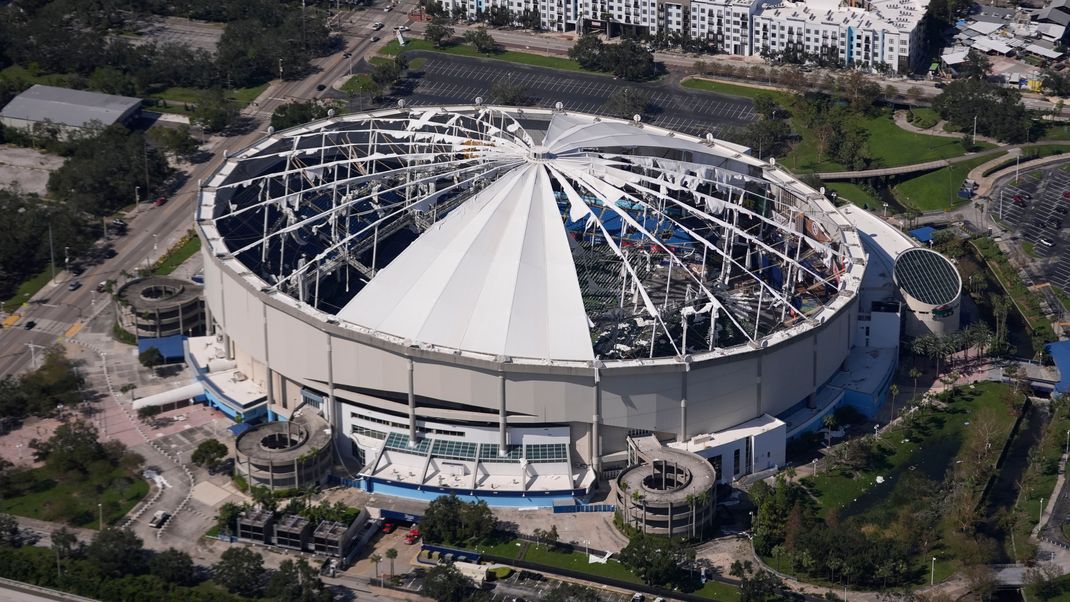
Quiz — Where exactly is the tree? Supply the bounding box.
[214,546,264,597]
[87,527,145,578]
[424,18,454,48]
[149,548,195,586]
[490,80,528,105]
[138,347,164,369]
[464,27,497,54]
[1025,563,1065,599]
[888,383,900,419]
[421,495,495,545]
[543,583,601,602]
[51,527,77,562]
[270,101,331,130]
[423,562,476,602]
[30,419,105,474]
[752,94,780,119]
[601,87,650,119]
[369,553,382,586]
[961,49,992,81]
[0,514,21,547]
[822,414,838,447]
[266,558,332,602]
[191,88,239,132]
[191,438,228,470]
[1042,69,1070,97]
[148,125,201,160]
[618,532,681,586]
[933,78,1029,143]
[215,502,245,536]
[605,39,656,81]
[907,86,924,103]
[517,8,541,29]
[385,547,398,578]
[569,35,605,70]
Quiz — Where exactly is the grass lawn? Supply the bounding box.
[893,154,999,212]
[824,181,881,209]
[1,270,51,312]
[801,382,1016,583]
[0,65,75,89]
[521,544,642,584]
[909,107,940,129]
[145,84,268,115]
[971,237,1052,337]
[381,39,587,72]
[341,74,375,95]
[0,463,148,529]
[1053,285,1070,311]
[785,113,994,173]
[1023,241,1037,257]
[152,233,201,276]
[477,538,740,600]
[409,57,427,70]
[681,78,795,106]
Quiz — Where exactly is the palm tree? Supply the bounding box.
[888,383,899,421]
[385,548,397,579]
[370,553,382,586]
[631,491,643,532]
[619,481,630,531]
[823,414,838,447]
[909,367,922,402]
[685,493,696,540]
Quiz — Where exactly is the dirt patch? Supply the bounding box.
[0,146,64,196]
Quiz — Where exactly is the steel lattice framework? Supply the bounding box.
[203,106,850,362]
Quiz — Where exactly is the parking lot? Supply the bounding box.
[133,16,223,53]
[391,53,755,137]
[994,164,1070,291]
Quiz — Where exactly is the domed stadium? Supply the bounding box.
[192,105,867,504]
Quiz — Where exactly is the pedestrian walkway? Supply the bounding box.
[892,110,1000,145]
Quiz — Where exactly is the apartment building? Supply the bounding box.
[440,0,928,72]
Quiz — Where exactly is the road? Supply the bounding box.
[0,3,417,380]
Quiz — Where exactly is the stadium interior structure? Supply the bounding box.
[191,105,873,506]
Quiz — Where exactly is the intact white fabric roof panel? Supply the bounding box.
[337,160,594,361]
[971,37,1013,54]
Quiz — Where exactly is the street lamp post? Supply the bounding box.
[1064,429,1068,456]
[153,233,159,252]
[98,503,103,530]
[1040,497,1045,524]
[931,556,936,585]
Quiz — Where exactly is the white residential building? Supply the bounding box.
[440,0,928,72]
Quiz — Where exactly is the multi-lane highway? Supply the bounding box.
[0,3,417,379]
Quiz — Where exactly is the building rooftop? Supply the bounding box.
[893,248,960,306]
[0,85,141,129]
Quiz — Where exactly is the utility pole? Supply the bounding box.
[279,58,284,80]
[48,223,55,284]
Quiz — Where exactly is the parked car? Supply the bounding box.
[405,526,420,544]
[70,265,86,276]
[96,282,108,293]
[1040,237,1056,247]
[148,511,170,528]
[1012,196,1027,207]
[382,521,397,533]
[104,248,117,258]
[153,197,167,206]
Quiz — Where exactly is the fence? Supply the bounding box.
[552,502,615,514]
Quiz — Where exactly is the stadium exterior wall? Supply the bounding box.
[200,244,859,465]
